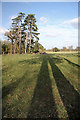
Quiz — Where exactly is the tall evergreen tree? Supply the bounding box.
[28,14,40,53]
[24,14,40,53]
[11,12,25,54]
[17,12,25,54]
[24,15,30,54]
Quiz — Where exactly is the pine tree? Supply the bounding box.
[11,12,25,54]
[24,14,40,53]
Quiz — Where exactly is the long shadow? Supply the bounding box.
[27,55,58,119]
[2,56,42,99]
[64,58,80,67]
[48,55,80,119]
[19,55,42,64]
[2,71,28,99]
[2,70,30,117]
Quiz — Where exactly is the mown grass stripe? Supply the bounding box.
[48,61,68,119]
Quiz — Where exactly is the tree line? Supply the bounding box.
[47,46,80,52]
[1,12,45,54]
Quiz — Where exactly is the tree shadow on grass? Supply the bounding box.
[2,71,29,117]
[19,56,42,65]
[48,55,80,120]
[27,55,58,119]
[64,58,80,67]
[2,71,29,99]
[2,56,42,99]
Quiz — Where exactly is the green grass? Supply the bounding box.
[2,53,80,119]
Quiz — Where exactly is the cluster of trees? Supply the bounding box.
[52,47,60,52]
[2,12,44,54]
[61,46,80,51]
[47,47,60,52]
[1,39,46,54]
[47,46,80,52]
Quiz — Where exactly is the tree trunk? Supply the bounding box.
[14,41,16,54]
[25,25,29,54]
[11,39,12,54]
[19,28,21,54]
[19,42,21,54]
[29,27,32,54]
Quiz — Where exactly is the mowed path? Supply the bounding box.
[2,54,80,119]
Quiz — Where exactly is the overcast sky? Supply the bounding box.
[0,1,79,49]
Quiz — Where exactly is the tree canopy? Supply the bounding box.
[4,12,41,54]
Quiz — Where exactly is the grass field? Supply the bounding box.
[2,52,80,119]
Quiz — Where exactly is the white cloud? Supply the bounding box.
[0,27,8,35]
[39,25,64,38]
[63,17,79,29]
[44,26,62,37]
[45,33,59,37]
[38,23,78,49]
[39,17,48,24]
